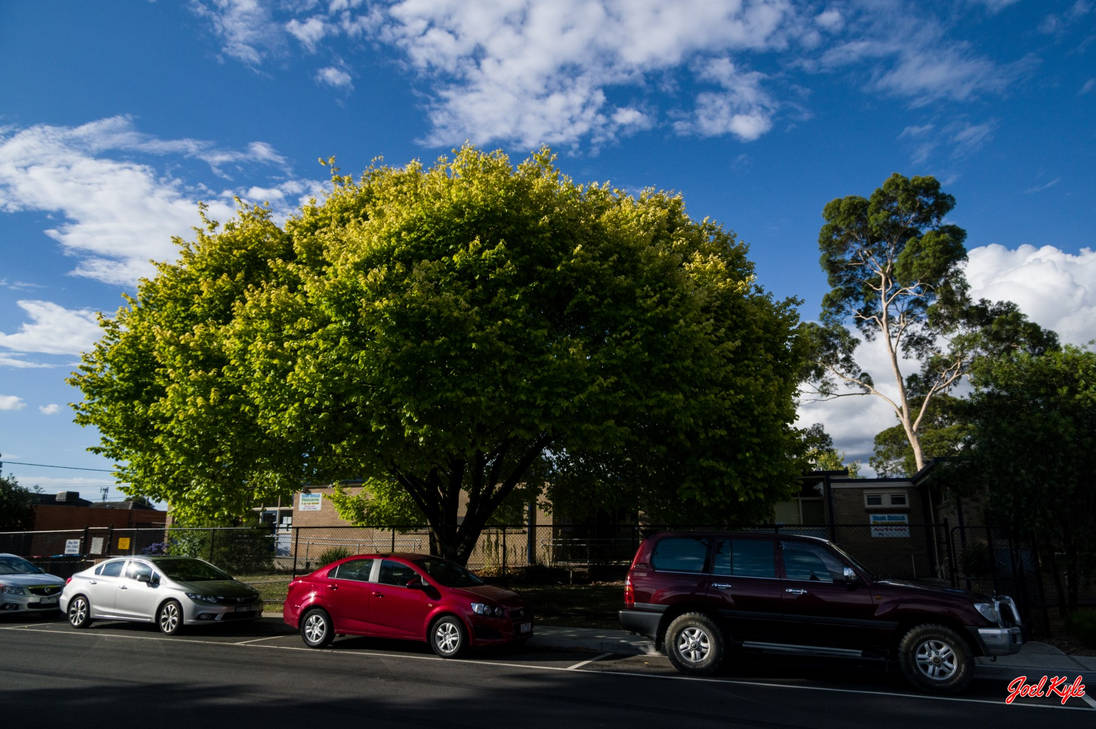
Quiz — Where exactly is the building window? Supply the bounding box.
[864,490,909,509]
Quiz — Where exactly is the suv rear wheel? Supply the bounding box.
[665,612,724,675]
[897,624,973,693]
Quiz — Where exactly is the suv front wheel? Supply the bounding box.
[897,624,974,693]
[665,612,724,675]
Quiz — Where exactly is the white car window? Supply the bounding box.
[96,560,125,577]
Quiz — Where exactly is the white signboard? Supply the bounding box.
[299,493,322,512]
[64,539,81,555]
[90,537,105,555]
[870,513,910,538]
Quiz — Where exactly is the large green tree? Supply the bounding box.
[805,173,1055,474]
[961,346,1096,613]
[71,147,805,563]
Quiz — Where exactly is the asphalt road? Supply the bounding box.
[1,616,1091,728]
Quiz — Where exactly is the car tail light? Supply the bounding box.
[65,577,71,585]
[624,576,635,609]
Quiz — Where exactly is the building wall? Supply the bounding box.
[827,480,939,579]
[34,504,167,531]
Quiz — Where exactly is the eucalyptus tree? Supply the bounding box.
[805,174,1055,473]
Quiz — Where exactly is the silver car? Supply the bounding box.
[0,553,65,615]
[59,556,262,634]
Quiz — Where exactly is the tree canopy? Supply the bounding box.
[71,146,806,562]
[0,471,35,530]
[958,346,1096,612]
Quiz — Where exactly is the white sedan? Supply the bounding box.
[60,556,262,634]
[0,553,65,615]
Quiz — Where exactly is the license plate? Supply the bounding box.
[40,597,58,605]
[519,622,532,634]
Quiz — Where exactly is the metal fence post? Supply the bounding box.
[208,528,216,562]
[292,527,300,578]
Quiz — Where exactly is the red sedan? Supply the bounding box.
[283,553,532,657]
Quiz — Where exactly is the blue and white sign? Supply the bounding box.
[299,493,322,512]
[870,513,909,538]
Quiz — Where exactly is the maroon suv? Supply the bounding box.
[284,553,532,657]
[619,532,1022,693]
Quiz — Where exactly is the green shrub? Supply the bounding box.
[164,526,274,574]
[1066,608,1096,648]
[317,546,352,566]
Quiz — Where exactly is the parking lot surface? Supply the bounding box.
[2,616,1092,727]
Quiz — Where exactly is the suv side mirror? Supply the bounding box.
[841,566,859,587]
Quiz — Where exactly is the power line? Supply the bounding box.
[2,460,115,473]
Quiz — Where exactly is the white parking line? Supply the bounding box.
[566,652,613,670]
[3,624,1092,712]
[233,635,291,645]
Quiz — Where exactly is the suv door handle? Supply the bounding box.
[785,588,808,595]
[711,583,733,590]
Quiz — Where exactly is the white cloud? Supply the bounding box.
[1024,177,1060,194]
[287,16,329,52]
[316,66,353,89]
[0,354,51,369]
[1080,78,1096,95]
[0,300,103,356]
[0,117,315,286]
[964,244,1096,346]
[191,0,283,66]
[0,395,26,411]
[968,0,1021,13]
[39,404,61,415]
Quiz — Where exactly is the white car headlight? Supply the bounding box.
[974,601,999,624]
[186,592,221,605]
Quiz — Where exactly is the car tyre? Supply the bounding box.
[300,608,334,648]
[665,612,724,675]
[897,624,973,694]
[157,599,184,635]
[67,594,92,629]
[429,615,466,658]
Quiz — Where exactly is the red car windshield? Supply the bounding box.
[414,557,484,587]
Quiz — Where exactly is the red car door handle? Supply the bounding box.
[372,592,383,598]
[327,584,338,590]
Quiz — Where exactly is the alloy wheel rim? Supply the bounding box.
[914,638,958,681]
[304,614,327,644]
[160,603,179,632]
[436,622,460,654]
[70,598,86,625]
[676,626,711,663]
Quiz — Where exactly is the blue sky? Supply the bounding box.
[1,0,1094,501]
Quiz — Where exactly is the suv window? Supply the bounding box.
[713,538,776,578]
[650,537,709,573]
[781,541,846,582]
[331,558,374,582]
